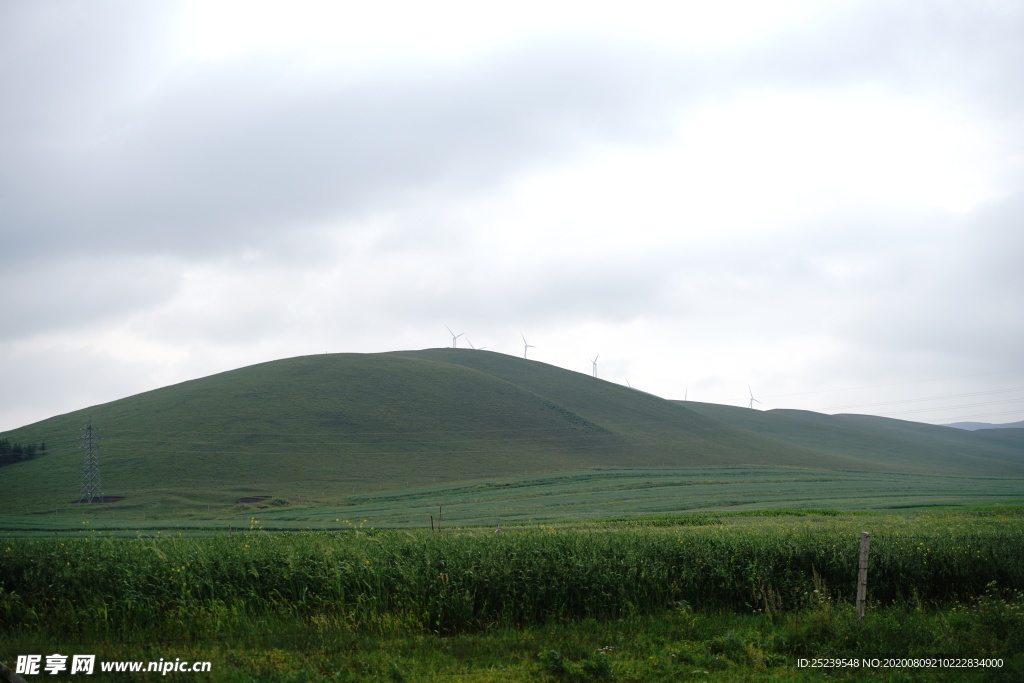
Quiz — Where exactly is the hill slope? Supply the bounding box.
[2,350,1022,514]
[679,401,1024,473]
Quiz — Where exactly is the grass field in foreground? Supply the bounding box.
[2,467,1022,535]
[2,512,1022,681]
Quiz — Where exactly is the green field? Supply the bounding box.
[3,512,1022,681]
[3,467,1022,537]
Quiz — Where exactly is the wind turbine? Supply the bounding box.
[444,325,464,348]
[591,354,599,378]
[465,338,486,350]
[521,332,535,359]
[748,385,761,409]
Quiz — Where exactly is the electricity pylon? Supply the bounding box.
[78,418,103,503]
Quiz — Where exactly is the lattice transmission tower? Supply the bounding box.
[78,418,103,503]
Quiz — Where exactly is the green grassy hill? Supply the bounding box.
[2,350,1022,517]
[679,401,1024,473]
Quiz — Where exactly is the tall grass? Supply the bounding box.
[3,513,1022,643]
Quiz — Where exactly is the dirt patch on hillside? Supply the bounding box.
[71,496,126,503]
[234,496,272,504]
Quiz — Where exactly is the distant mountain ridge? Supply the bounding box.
[943,420,1024,431]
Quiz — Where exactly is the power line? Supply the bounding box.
[862,399,1024,418]
[900,409,1024,424]
[823,387,1024,411]
[763,368,1024,400]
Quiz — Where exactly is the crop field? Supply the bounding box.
[256,467,1024,529]
[2,511,1023,680]
[4,466,1022,537]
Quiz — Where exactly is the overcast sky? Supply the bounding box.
[3,0,1023,432]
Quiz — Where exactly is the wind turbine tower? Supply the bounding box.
[591,354,599,378]
[521,333,536,359]
[444,325,464,348]
[748,386,762,409]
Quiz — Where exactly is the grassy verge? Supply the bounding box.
[3,599,1021,681]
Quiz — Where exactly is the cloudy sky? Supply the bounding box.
[3,0,1023,432]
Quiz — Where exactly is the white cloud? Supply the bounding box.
[178,0,826,67]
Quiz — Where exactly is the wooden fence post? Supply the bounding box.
[857,531,870,622]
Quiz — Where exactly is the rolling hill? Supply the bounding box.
[945,420,1024,430]
[2,349,1022,516]
[678,401,1024,474]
